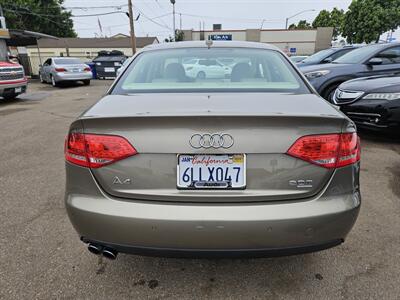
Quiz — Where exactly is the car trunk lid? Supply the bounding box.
[80,93,346,203]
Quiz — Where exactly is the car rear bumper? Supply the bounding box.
[54,72,92,81]
[65,164,361,257]
[81,238,345,258]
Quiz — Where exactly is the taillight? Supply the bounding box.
[65,132,137,168]
[287,133,360,169]
[55,67,66,72]
[84,67,91,72]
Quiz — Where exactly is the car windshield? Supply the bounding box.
[334,44,384,64]
[301,49,335,63]
[54,58,82,65]
[112,47,309,94]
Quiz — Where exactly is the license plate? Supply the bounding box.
[15,87,22,93]
[72,68,80,72]
[177,154,246,189]
[104,67,115,72]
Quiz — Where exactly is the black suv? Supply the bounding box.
[299,43,400,101]
[298,46,358,67]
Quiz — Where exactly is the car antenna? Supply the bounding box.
[206,39,213,49]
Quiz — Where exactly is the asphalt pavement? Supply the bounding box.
[0,80,399,299]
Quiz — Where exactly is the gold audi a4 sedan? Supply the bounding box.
[65,41,361,260]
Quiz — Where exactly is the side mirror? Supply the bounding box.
[367,57,383,66]
[322,57,333,64]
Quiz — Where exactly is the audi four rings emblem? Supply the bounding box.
[189,133,234,149]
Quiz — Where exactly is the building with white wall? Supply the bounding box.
[182,27,333,55]
[26,37,159,75]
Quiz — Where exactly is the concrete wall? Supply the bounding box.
[185,28,333,55]
[26,47,141,75]
[315,27,334,52]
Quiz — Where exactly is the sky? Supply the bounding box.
[65,0,398,42]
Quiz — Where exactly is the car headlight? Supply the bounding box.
[363,93,400,101]
[304,70,331,80]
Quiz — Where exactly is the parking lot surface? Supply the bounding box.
[0,80,399,299]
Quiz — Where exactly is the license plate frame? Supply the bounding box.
[177,154,246,190]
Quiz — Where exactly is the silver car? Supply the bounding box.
[39,57,92,87]
[65,41,361,260]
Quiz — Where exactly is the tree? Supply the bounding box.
[164,30,185,42]
[342,0,400,44]
[288,20,312,30]
[0,0,76,37]
[313,8,345,39]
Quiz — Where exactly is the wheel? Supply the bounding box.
[83,80,91,86]
[39,73,45,83]
[51,75,58,87]
[196,71,206,79]
[2,94,17,101]
[322,83,341,103]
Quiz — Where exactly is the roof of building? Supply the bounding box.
[34,37,159,49]
[143,40,280,52]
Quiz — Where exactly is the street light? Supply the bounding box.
[260,19,266,30]
[285,9,316,30]
[170,0,176,40]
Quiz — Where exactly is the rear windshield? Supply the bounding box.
[112,47,310,94]
[54,58,82,65]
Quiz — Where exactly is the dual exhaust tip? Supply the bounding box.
[88,243,118,260]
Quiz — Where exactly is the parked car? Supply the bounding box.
[334,74,400,132]
[290,55,308,63]
[0,60,27,100]
[93,51,127,79]
[183,58,232,79]
[298,46,358,67]
[64,41,361,260]
[39,57,92,87]
[300,43,400,101]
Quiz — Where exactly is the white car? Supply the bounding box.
[183,59,231,79]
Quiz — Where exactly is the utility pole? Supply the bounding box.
[128,0,137,54]
[170,0,176,40]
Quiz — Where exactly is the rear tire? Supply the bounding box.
[83,80,91,86]
[197,71,206,79]
[51,75,58,87]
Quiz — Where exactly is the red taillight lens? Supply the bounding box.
[55,67,66,72]
[84,67,91,72]
[337,133,360,168]
[65,133,137,168]
[287,133,360,169]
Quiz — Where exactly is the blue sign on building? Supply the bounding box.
[290,47,297,54]
[209,34,233,41]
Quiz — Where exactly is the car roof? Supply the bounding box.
[142,41,280,52]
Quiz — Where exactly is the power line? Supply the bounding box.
[72,11,128,17]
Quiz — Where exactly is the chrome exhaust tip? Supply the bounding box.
[87,243,102,255]
[102,248,118,260]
